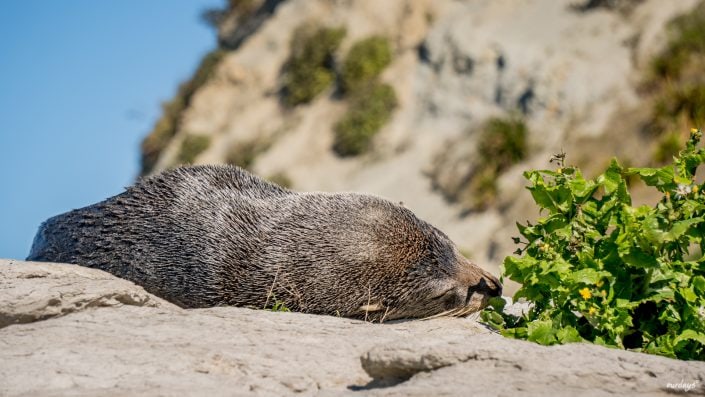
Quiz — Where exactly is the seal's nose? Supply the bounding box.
[482,272,502,297]
[466,275,502,303]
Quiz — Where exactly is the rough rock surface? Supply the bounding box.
[2,259,704,396]
[0,259,175,328]
[361,336,705,396]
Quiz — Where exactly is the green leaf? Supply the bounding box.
[663,217,704,242]
[542,214,569,234]
[650,267,677,284]
[503,256,538,280]
[527,320,558,345]
[566,269,608,285]
[527,185,572,213]
[598,159,621,194]
[673,330,705,346]
[692,276,705,294]
[556,326,584,343]
[480,310,506,330]
[490,311,505,324]
[627,166,675,190]
[598,159,630,203]
[487,296,507,312]
[673,174,692,185]
[643,287,675,303]
[644,341,676,358]
[501,327,527,339]
[677,151,705,178]
[569,175,598,201]
[593,336,617,347]
[678,287,697,303]
[641,214,665,245]
[608,309,633,340]
[658,304,681,323]
[620,248,659,268]
[527,185,553,210]
[542,257,572,276]
[615,299,639,309]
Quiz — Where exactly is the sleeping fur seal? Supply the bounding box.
[28,165,501,321]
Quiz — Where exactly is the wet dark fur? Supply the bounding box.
[28,165,501,320]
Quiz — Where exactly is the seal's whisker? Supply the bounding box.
[455,306,476,317]
[420,309,456,321]
[379,306,391,323]
[466,311,481,321]
[452,308,467,317]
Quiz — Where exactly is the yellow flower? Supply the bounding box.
[557,168,563,174]
[694,185,699,194]
[579,288,592,300]
[588,307,597,315]
[691,128,699,134]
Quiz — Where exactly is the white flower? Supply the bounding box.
[674,184,692,198]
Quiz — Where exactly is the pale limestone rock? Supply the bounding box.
[361,334,705,396]
[2,260,703,396]
[0,259,176,328]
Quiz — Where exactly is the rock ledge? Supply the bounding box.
[1,259,703,396]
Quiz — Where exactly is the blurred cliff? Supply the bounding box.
[138,0,705,279]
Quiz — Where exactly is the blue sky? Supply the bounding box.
[0,1,222,259]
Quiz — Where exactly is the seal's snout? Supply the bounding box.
[455,257,502,299]
[471,273,502,298]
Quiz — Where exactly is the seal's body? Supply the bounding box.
[28,165,500,320]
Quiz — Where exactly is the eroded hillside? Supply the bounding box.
[140,0,704,288]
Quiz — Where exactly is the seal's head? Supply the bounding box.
[354,199,502,321]
[273,193,502,321]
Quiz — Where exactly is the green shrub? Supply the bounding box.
[141,49,225,174]
[646,2,705,139]
[651,2,705,80]
[283,26,346,106]
[141,99,183,174]
[267,172,292,189]
[654,133,684,164]
[264,291,291,312]
[189,49,226,93]
[340,36,392,94]
[202,0,259,29]
[465,167,499,211]
[225,139,270,170]
[178,135,212,164]
[228,0,258,15]
[478,117,528,172]
[464,116,528,211]
[482,128,705,360]
[332,83,397,156]
[653,84,705,134]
